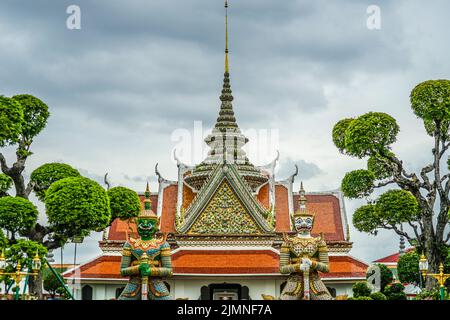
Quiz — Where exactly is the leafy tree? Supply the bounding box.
[43,270,65,299]
[397,251,421,285]
[45,177,111,239]
[352,282,371,298]
[107,186,141,221]
[4,240,47,269]
[30,163,80,201]
[332,80,450,288]
[0,197,38,239]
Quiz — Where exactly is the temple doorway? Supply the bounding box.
[200,283,250,300]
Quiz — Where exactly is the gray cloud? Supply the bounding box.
[1,0,450,264]
[276,157,322,182]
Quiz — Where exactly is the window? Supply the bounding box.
[200,283,248,300]
[163,281,171,293]
[280,281,287,294]
[326,287,337,298]
[115,287,125,299]
[82,285,93,300]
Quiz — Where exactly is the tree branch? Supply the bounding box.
[374,180,395,188]
[420,164,434,191]
[25,180,35,198]
[381,223,415,242]
[439,141,450,158]
[0,152,11,175]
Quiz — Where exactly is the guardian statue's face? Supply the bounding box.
[137,218,158,240]
[294,216,314,233]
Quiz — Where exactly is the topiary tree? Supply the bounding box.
[397,251,421,285]
[332,80,450,288]
[0,94,133,298]
[107,186,141,221]
[0,197,38,240]
[0,174,12,197]
[384,283,407,300]
[352,282,372,298]
[370,292,387,300]
[30,163,81,202]
[45,177,111,239]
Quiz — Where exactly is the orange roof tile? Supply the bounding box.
[171,250,279,274]
[160,184,178,233]
[294,194,345,241]
[275,185,291,232]
[63,255,125,279]
[256,184,270,210]
[64,252,368,279]
[374,248,414,263]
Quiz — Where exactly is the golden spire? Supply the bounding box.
[225,0,229,73]
[139,182,157,220]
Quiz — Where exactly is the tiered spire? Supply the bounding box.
[184,0,268,191]
[138,182,157,220]
[294,182,315,218]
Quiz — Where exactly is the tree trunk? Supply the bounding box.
[28,272,43,299]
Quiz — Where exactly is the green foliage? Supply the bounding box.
[367,153,395,180]
[397,251,421,285]
[0,196,38,236]
[384,283,407,300]
[353,204,380,235]
[410,80,450,123]
[343,112,399,158]
[376,190,419,224]
[0,229,7,249]
[341,170,375,199]
[348,296,373,300]
[5,240,47,269]
[30,163,81,202]
[12,94,50,145]
[352,282,372,298]
[107,186,141,221]
[370,292,387,300]
[0,96,23,147]
[377,263,394,292]
[332,118,354,153]
[43,270,65,297]
[0,174,12,196]
[415,289,440,300]
[45,177,111,238]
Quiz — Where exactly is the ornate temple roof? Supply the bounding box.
[106,185,349,246]
[63,1,368,285]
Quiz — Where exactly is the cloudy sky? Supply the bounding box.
[1,0,449,265]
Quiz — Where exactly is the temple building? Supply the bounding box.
[63,1,369,300]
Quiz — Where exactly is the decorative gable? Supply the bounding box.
[187,180,264,235]
[177,164,274,234]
